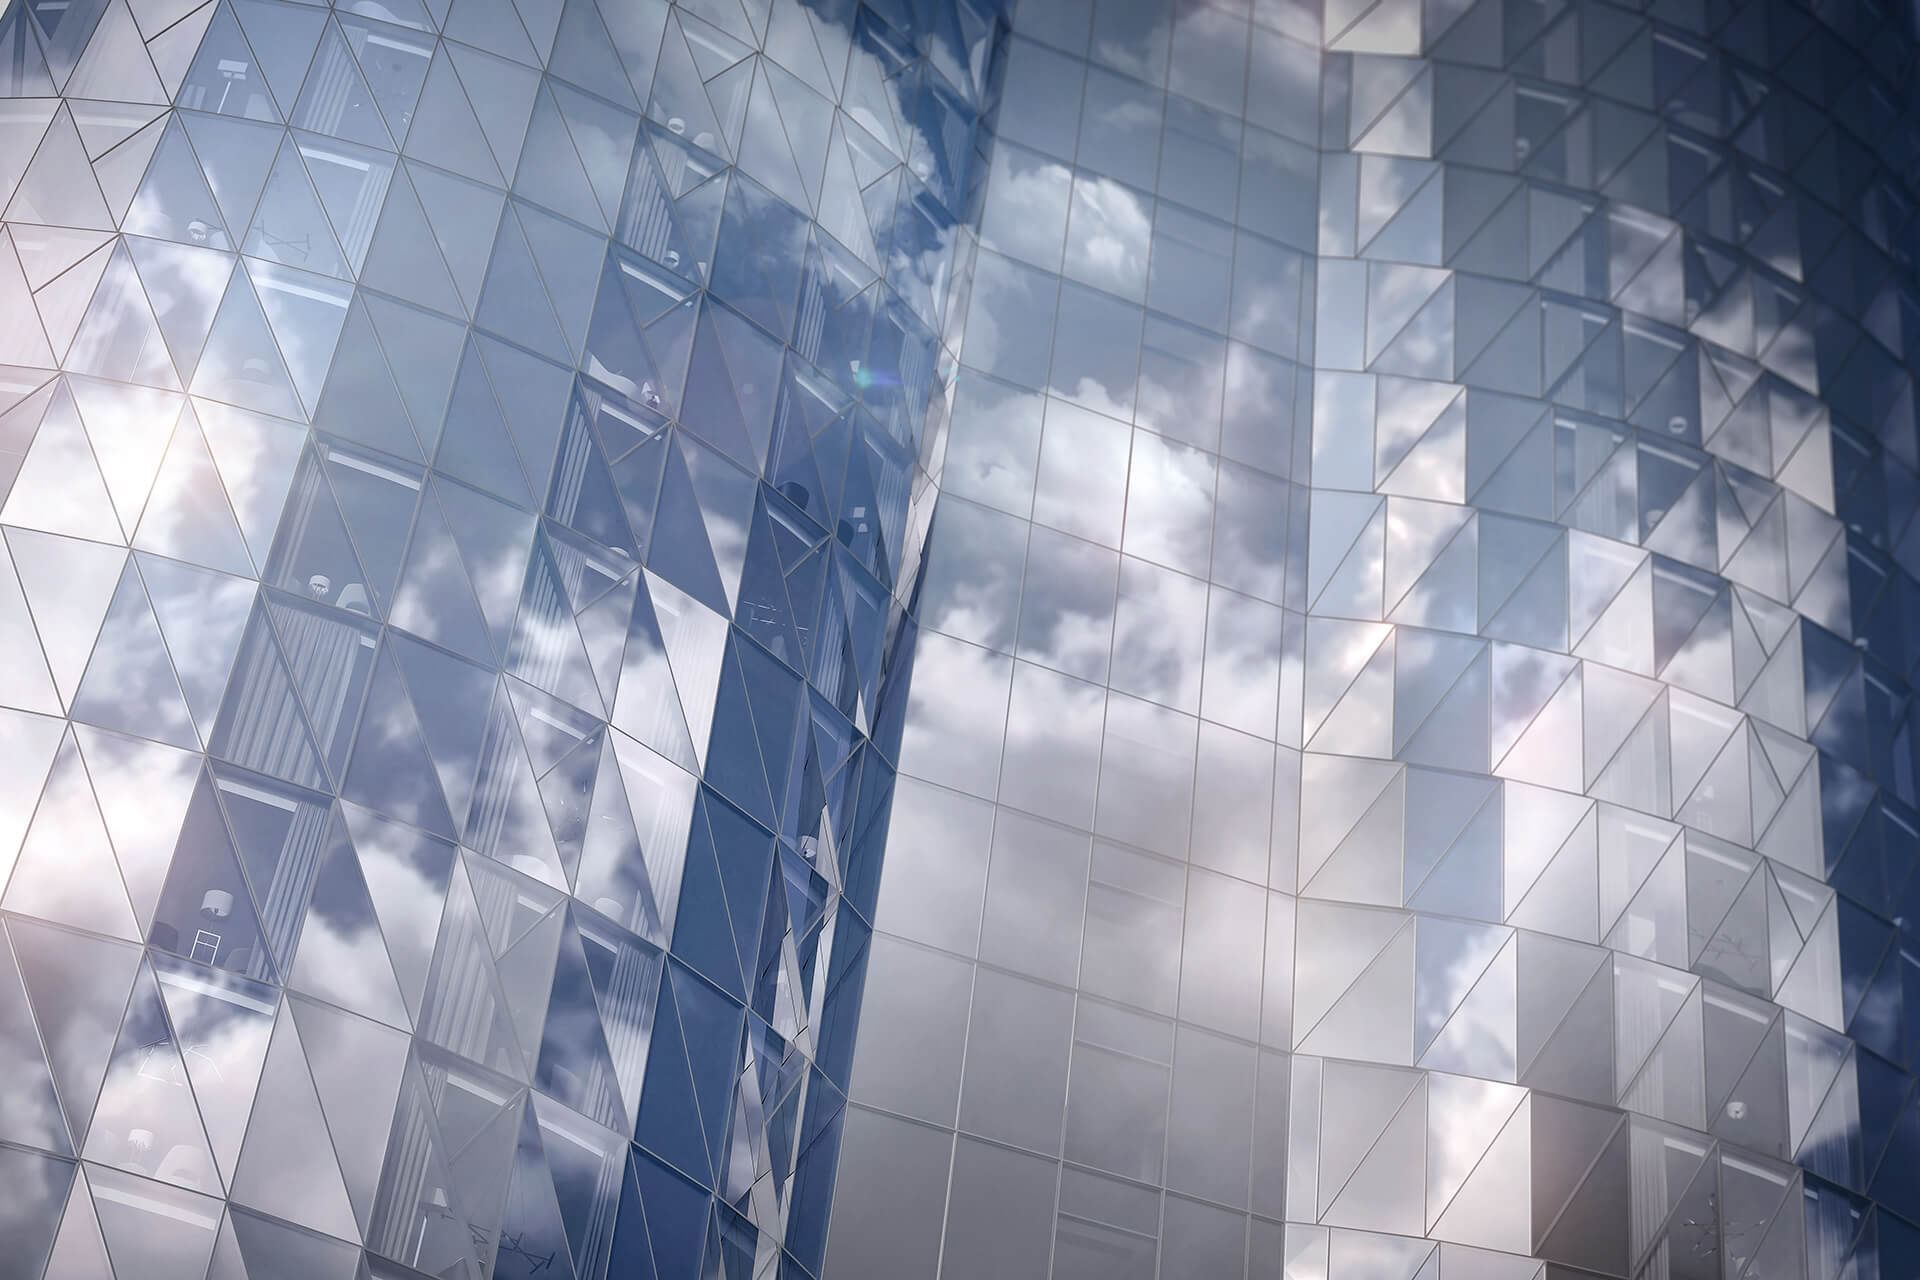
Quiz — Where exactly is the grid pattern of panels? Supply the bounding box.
[0,0,1000,1277]
[830,0,1920,1277]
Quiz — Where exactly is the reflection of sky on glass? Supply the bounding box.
[2,0,1917,1273]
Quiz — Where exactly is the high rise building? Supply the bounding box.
[0,0,1917,1277]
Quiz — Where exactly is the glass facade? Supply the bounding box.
[832,1,1920,1278]
[3,0,1920,1277]
[0,0,995,1275]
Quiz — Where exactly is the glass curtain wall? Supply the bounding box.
[9,0,1920,1278]
[830,1,1920,1278]
[0,0,998,1277]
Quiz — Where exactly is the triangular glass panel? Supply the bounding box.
[1300,917,1416,1064]
[145,957,274,1194]
[228,1208,360,1280]
[289,18,392,148]
[547,0,640,103]
[0,377,125,542]
[336,801,454,1022]
[192,397,302,568]
[446,39,539,180]
[88,1164,222,1280]
[0,1,57,95]
[7,105,114,231]
[1323,1075,1427,1236]
[0,537,61,716]
[6,525,125,710]
[311,294,425,460]
[67,376,178,536]
[1315,1059,1421,1219]
[230,1000,360,1239]
[636,960,744,1185]
[173,110,276,236]
[529,912,623,1131]
[5,730,142,939]
[435,338,534,503]
[191,268,302,419]
[473,335,572,505]
[0,917,71,1156]
[43,1164,120,1279]
[1531,1099,1628,1272]
[337,10,432,139]
[147,770,279,983]
[288,993,410,1232]
[337,639,456,838]
[406,39,507,179]
[387,493,493,667]
[513,80,606,232]
[314,442,417,615]
[134,407,254,576]
[287,809,410,1027]
[70,557,198,748]
[63,726,191,934]
[245,259,350,417]
[203,765,327,979]
[493,1097,588,1280]
[501,525,605,707]
[83,957,222,1192]
[10,914,143,1147]
[414,857,528,1076]
[360,161,466,319]
[209,600,332,790]
[243,135,350,278]
[63,0,166,102]
[178,1,279,120]
[0,229,56,368]
[0,98,59,213]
